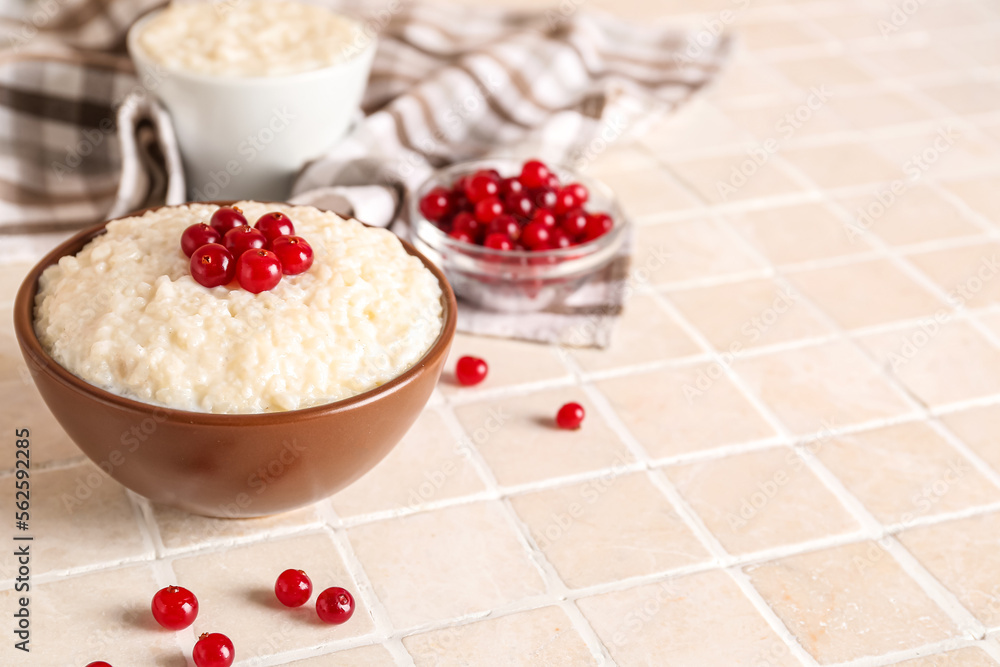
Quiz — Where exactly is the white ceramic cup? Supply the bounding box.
[126,9,376,202]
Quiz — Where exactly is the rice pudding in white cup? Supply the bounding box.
[127,1,376,202]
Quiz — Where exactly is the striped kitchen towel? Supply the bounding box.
[0,0,730,347]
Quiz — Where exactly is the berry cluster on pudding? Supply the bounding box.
[419,159,615,251]
[181,206,314,293]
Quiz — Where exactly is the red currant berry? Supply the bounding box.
[253,211,294,243]
[270,236,314,275]
[554,187,580,215]
[453,211,484,241]
[419,187,451,222]
[465,171,500,203]
[316,587,355,625]
[530,210,556,229]
[499,176,524,198]
[85,662,113,667]
[237,249,282,293]
[519,159,551,189]
[560,208,588,238]
[583,212,614,242]
[223,225,267,258]
[505,193,535,219]
[487,214,520,240]
[530,187,558,211]
[551,228,573,249]
[556,402,585,429]
[151,585,198,630]
[565,182,589,205]
[455,356,488,386]
[453,175,472,196]
[274,569,312,608]
[521,222,552,250]
[448,229,474,244]
[484,233,515,251]
[190,244,235,288]
[209,206,247,236]
[545,172,561,189]
[193,632,234,667]
[474,196,504,224]
[181,223,222,257]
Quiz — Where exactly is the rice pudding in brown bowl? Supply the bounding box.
[13,201,456,518]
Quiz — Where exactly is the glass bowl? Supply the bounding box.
[410,158,629,312]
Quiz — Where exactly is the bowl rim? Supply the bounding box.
[13,201,458,425]
[410,157,630,260]
[126,6,378,86]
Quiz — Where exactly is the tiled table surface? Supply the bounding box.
[4,0,1000,664]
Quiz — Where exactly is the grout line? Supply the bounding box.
[125,491,164,560]
[826,637,994,667]
[559,309,819,666]
[980,636,1000,661]
[437,382,617,666]
[643,115,999,659]
[7,12,1000,665]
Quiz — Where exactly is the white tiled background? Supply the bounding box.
[3,0,1000,664]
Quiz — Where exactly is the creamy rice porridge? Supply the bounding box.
[34,202,444,414]
[137,1,360,77]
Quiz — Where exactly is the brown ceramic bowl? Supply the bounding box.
[13,202,457,518]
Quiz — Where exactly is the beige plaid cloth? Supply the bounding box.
[0,0,730,346]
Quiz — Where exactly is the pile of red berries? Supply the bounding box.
[85,572,355,667]
[419,159,614,251]
[181,206,315,293]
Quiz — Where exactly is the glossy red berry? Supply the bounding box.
[554,187,581,215]
[237,249,282,293]
[487,214,520,240]
[190,244,235,288]
[521,221,552,250]
[560,208,588,238]
[193,632,234,667]
[181,223,222,257]
[484,233,515,251]
[545,172,561,188]
[530,210,557,229]
[499,176,524,198]
[274,569,312,608]
[209,206,247,236]
[419,187,451,222]
[316,587,355,625]
[455,356,488,386]
[223,225,267,258]
[270,236,314,275]
[505,193,535,219]
[452,211,484,241]
[448,229,474,244]
[564,182,589,205]
[556,402,585,429]
[465,171,500,203]
[85,662,113,667]
[474,196,504,224]
[520,159,551,189]
[151,585,198,630]
[583,212,614,242]
[530,186,558,211]
[551,228,573,249]
[254,211,294,243]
